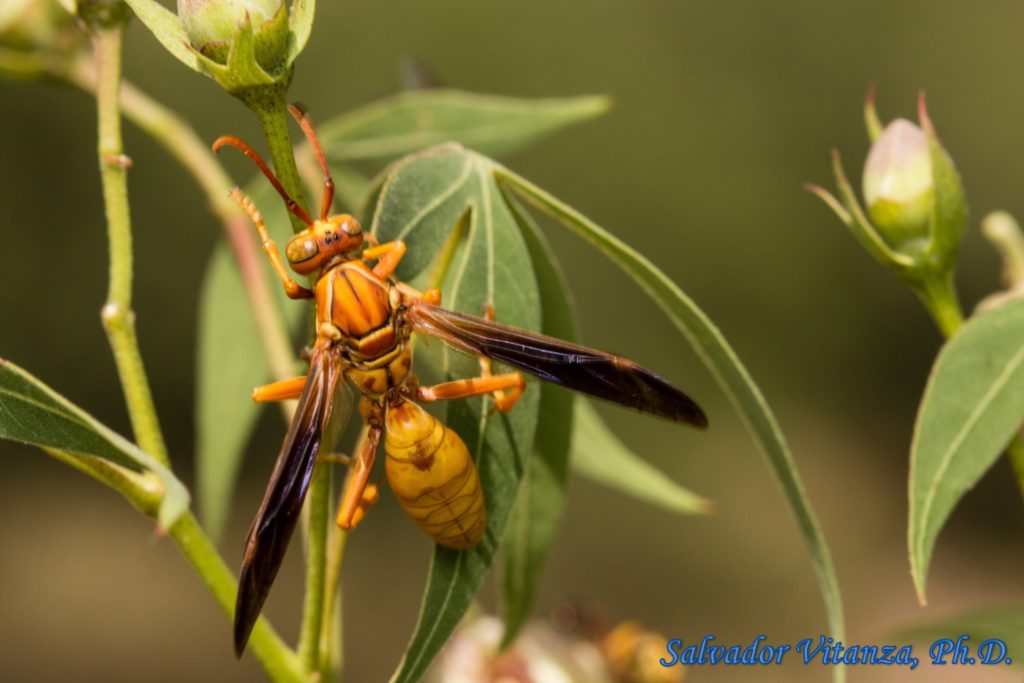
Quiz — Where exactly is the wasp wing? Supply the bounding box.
[405,301,707,428]
[234,346,349,656]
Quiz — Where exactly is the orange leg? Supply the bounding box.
[417,372,526,413]
[251,376,307,402]
[361,239,407,279]
[336,424,383,531]
[227,188,314,300]
[396,281,442,306]
[478,303,523,412]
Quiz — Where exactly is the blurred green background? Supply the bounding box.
[2,1,1024,681]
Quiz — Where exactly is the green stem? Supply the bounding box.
[60,54,298,392]
[247,89,329,673]
[91,25,168,467]
[320,524,348,681]
[297,465,331,670]
[912,270,964,339]
[249,92,309,235]
[80,30,309,683]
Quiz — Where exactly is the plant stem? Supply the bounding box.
[912,270,964,340]
[298,465,330,670]
[320,524,348,680]
[78,24,312,681]
[91,25,169,467]
[247,89,330,673]
[249,92,309,235]
[60,54,298,394]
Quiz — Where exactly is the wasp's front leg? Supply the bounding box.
[361,239,407,279]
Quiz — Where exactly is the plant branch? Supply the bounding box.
[91,25,169,467]
[247,88,329,673]
[59,53,298,396]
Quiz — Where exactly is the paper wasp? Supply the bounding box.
[215,106,708,656]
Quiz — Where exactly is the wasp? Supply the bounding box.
[215,105,708,656]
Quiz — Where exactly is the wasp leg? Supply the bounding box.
[417,372,526,413]
[252,376,307,402]
[361,240,407,279]
[478,303,524,413]
[227,188,314,300]
[396,281,442,306]
[335,424,383,531]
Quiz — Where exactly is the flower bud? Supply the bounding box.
[178,0,287,70]
[862,119,933,250]
[809,91,966,282]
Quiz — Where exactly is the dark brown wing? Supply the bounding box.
[405,301,707,428]
[234,346,346,657]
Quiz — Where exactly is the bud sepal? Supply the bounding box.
[121,0,314,97]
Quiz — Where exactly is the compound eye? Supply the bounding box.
[286,235,320,266]
[339,217,362,236]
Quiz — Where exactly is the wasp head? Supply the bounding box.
[285,215,364,275]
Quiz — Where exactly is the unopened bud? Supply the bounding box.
[178,0,287,69]
[862,119,933,249]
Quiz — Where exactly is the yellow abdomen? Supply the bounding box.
[384,401,485,549]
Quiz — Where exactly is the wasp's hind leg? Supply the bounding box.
[335,422,383,531]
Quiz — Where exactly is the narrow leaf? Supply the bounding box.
[0,358,189,527]
[499,194,576,646]
[195,182,303,540]
[496,167,848,683]
[572,398,711,515]
[318,91,610,163]
[909,298,1024,601]
[370,145,540,683]
[123,0,203,73]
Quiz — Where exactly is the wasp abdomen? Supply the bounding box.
[384,401,486,549]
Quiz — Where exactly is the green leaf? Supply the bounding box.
[318,91,610,163]
[499,193,576,647]
[195,181,303,540]
[370,145,540,683]
[496,167,848,683]
[122,0,203,73]
[897,605,1024,665]
[286,0,315,63]
[0,358,189,528]
[909,298,1024,601]
[572,398,711,515]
